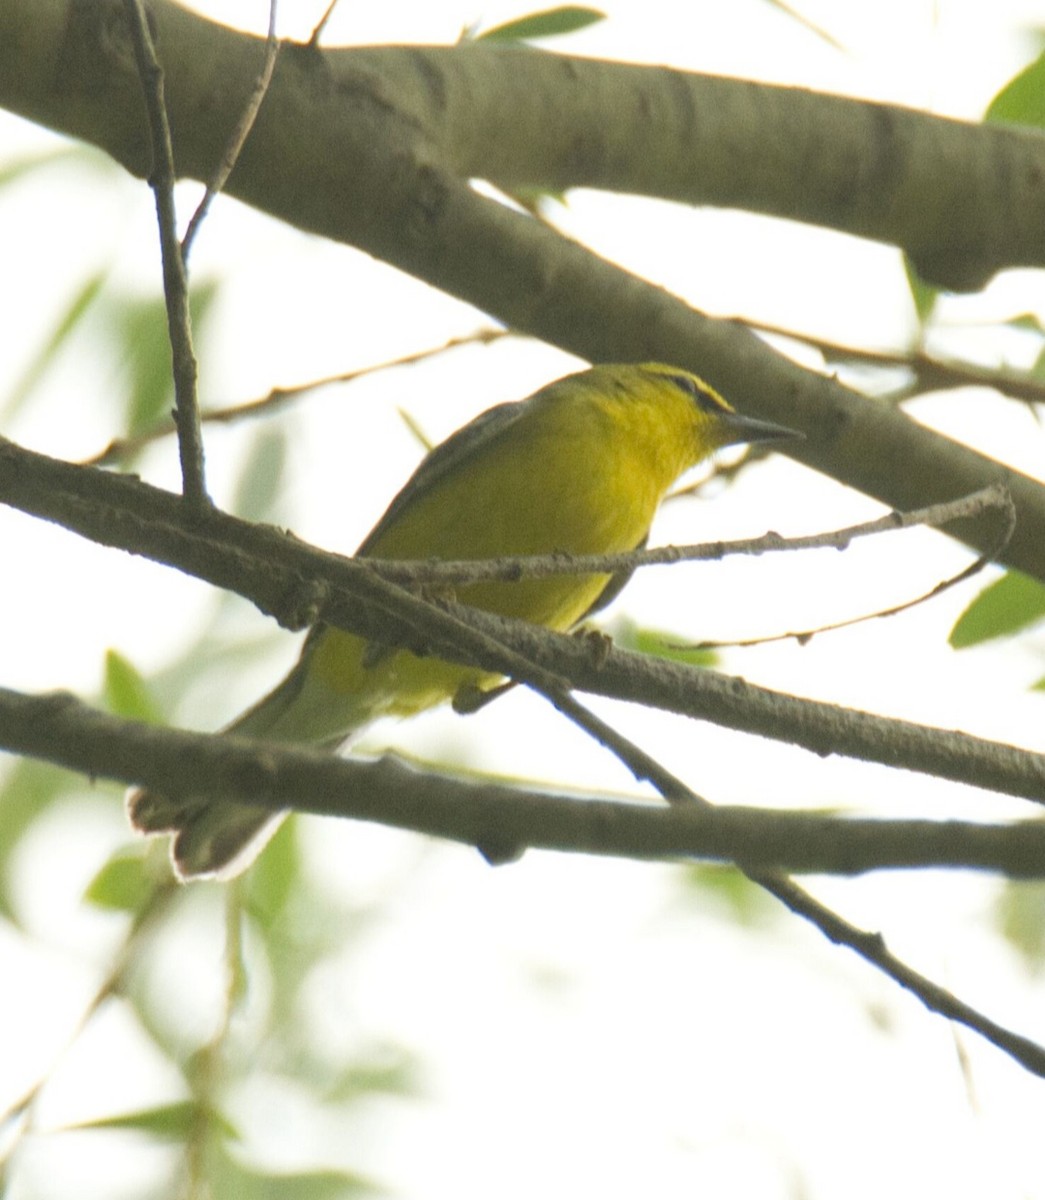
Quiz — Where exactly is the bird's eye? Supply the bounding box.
[668,373,727,415]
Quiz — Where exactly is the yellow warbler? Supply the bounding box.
[129,363,797,876]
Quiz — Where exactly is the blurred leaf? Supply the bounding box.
[322,1045,420,1105]
[996,879,1045,973]
[758,0,845,50]
[678,863,776,926]
[902,254,939,326]
[1004,311,1045,335]
[0,144,119,190]
[232,428,289,525]
[110,279,220,437]
[145,625,292,732]
[0,758,82,920]
[3,270,108,419]
[610,617,719,667]
[102,649,164,724]
[84,847,156,913]
[396,405,435,453]
[502,183,569,217]
[0,147,80,189]
[61,1099,236,1141]
[949,569,1045,648]
[209,1148,379,1200]
[476,6,605,42]
[985,51,1045,127]
[244,814,303,927]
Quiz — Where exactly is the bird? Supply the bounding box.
[128,362,799,878]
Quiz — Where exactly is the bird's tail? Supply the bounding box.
[127,637,379,879]
[127,760,287,882]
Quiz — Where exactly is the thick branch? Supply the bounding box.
[3,435,1045,809]
[3,1,1045,580]
[5,686,1045,878]
[5,1,1045,287]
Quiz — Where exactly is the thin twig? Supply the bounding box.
[490,642,1045,1080]
[308,0,343,48]
[121,0,208,509]
[752,872,1045,1076]
[745,315,1045,406]
[0,878,177,1164]
[82,328,508,467]
[181,0,281,261]
[689,486,1016,649]
[357,483,1013,589]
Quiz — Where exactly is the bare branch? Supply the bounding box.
[7,6,1045,574]
[351,484,1014,589]
[121,0,208,508]
[4,685,1045,1078]
[745,315,1045,407]
[3,686,1045,879]
[1,437,1044,809]
[691,486,1014,650]
[82,328,508,467]
[181,0,280,260]
[308,0,343,48]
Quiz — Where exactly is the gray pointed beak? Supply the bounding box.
[717,411,803,449]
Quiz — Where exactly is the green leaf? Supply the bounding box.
[210,1155,378,1200]
[0,147,78,189]
[243,814,302,926]
[757,0,845,51]
[61,1100,236,1141]
[3,270,108,420]
[0,144,118,191]
[102,649,163,723]
[322,1047,420,1105]
[678,864,775,926]
[109,279,220,437]
[985,52,1045,127]
[1003,312,1045,336]
[83,848,156,912]
[611,617,719,667]
[477,6,605,43]
[0,759,83,920]
[502,183,569,217]
[231,428,288,524]
[902,254,939,326]
[949,570,1045,648]
[996,879,1045,972]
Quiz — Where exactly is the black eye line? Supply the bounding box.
[666,372,726,415]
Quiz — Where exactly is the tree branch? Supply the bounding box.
[5,685,1045,878]
[2,434,1045,810]
[287,484,1014,590]
[6,682,1045,1079]
[4,3,1045,579]
[9,3,1045,286]
[121,0,209,509]
[6,0,1045,1094]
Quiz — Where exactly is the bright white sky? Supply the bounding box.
[4,2,1045,1198]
